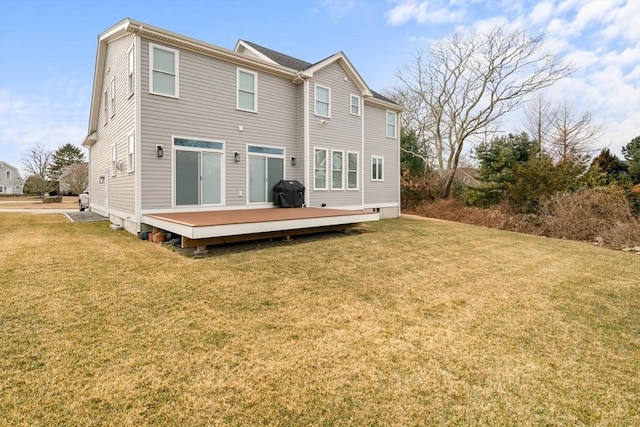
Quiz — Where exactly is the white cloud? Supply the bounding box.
[529,0,555,26]
[601,0,640,44]
[386,0,466,26]
[317,0,357,19]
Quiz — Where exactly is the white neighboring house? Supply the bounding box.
[0,162,24,195]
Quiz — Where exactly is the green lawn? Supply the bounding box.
[1,213,638,426]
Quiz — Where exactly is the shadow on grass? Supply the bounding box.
[166,225,377,258]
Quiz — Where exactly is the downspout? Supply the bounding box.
[303,78,310,207]
[361,96,365,209]
[134,34,143,231]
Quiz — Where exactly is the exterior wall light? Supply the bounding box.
[99,176,105,184]
[234,152,240,163]
[291,156,296,166]
[156,145,163,158]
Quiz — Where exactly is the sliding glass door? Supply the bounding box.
[247,145,284,204]
[174,138,223,206]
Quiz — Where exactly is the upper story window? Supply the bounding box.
[386,110,397,138]
[315,84,330,118]
[237,69,257,112]
[350,95,360,116]
[150,43,179,98]
[103,88,108,124]
[128,45,135,96]
[5,170,10,180]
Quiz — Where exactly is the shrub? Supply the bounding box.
[538,187,639,245]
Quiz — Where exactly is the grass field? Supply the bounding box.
[1,213,638,426]
[0,195,79,210]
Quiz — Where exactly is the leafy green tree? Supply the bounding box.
[468,132,585,212]
[48,143,85,183]
[587,148,628,185]
[22,175,50,195]
[467,133,536,207]
[622,136,640,184]
[400,129,426,179]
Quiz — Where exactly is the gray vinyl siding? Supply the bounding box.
[139,38,300,211]
[91,34,136,215]
[363,103,400,206]
[307,62,363,208]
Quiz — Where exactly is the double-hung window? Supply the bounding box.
[315,85,330,117]
[237,69,257,112]
[103,89,108,123]
[110,77,116,117]
[111,145,117,177]
[371,156,383,181]
[150,43,178,97]
[127,131,135,173]
[350,95,360,116]
[386,110,397,138]
[128,45,135,96]
[314,148,328,190]
[331,150,343,190]
[347,152,358,189]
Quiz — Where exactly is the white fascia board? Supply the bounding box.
[364,96,403,112]
[141,213,379,239]
[304,52,373,97]
[126,20,297,78]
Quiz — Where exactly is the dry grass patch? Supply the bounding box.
[0,195,78,210]
[1,213,639,425]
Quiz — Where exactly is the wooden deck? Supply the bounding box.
[142,207,379,248]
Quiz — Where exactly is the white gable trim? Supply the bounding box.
[234,40,279,65]
[303,52,373,97]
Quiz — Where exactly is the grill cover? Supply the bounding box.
[273,180,305,208]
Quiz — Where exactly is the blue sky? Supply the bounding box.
[1,0,638,174]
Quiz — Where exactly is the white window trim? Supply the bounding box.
[313,147,328,191]
[111,144,117,177]
[127,131,135,173]
[171,136,226,208]
[371,155,384,181]
[103,88,108,124]
[331,149,344,190]
[127,45,135,98]
[347,151,359,190]
[386,110,397,139]
[350,94,361,117]
[149,43,179,98]
[314,84,331,118]
[245,144,285,205]
[236,68,258,113]
[110,77,116,118]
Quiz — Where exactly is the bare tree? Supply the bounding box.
[61,163,89,195]
[520,96,554,148]
[548,101,603,163]
[396,26,572,198]
[20,143,54,195]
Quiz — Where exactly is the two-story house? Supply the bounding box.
[82,18,401,248]
[0,162,23,195]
